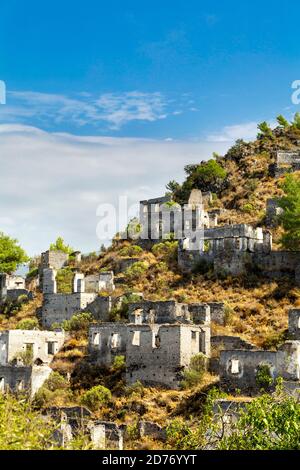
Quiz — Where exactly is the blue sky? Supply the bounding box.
[0,0,300,255]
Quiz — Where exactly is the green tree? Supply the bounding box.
[292,112,300,129]
[81,385,112,410]
[49,236,73,254]
[257,121,273,138]
[0,232,29,274]
[0,394,56,449]
[278,175,300,250]
[218,389,300,450]
[276,114,290,128]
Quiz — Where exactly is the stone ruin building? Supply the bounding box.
[40,260,115,328]
[219,309,300,395]
[0,329,65,396]
[138,189,218,247]
[88,299,211,389]
[269,149,300,177]
[44,406,124,450]
[0,273,32,303]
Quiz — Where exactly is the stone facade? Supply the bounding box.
[88,323,128,366]
[219,341,300,395]
[126,323,209,388]
[288,309,300,340]
[41,267,115,327]
[0,364,52,397]
[269,150,300,177]
[178,223,300,279]
[0,329,65,365]
[0,273,31,303]
[88,299,210,389]
[138,190,214,244]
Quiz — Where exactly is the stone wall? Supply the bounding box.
[88,323,128,366]
[288,309,300,340]
[219,341,300,394]
[127,299,211,326]
[0,329,65,365]
[41,292,97,328]
[0,364,52,397]
[126,324,209,388]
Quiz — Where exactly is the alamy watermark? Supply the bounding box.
[291,80,300,105]
[0,80,6,104]
[96,196,205,250]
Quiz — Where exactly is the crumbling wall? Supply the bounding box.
[0,364,52,397]
[265,199,283,227]
[88,323,128,366]
[0,330,65,365]
[289,309,300,340]
[128,300,192,324]
[41,293,97,328]
[126,324,209,388]
[219,341,300,394]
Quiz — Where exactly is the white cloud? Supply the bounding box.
[0,90,176,130]
[0,124,231,255]
[207,122,259,142]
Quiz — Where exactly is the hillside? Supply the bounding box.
[1,118,300,449]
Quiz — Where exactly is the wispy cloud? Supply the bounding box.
[0,124,231,254]
[0,90,181,130]
[207,122,259,142]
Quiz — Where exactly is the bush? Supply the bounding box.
[152,241,178,261]
[49,236,73,255]
[81,385,112,410]
[16,318,39,330]
[124,261,149,281]
[33,372,71,408]
[119,245,143,257]
[0,394,56,449]
[112,355,125,369]
[180,353,206,389]
[62,312,94,332]
[44,372,68,392]
[218,385,300,450]
[125,381,145,398]
[56,268,74,294]
[255,364,274,390]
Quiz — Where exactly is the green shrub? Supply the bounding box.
[33,372,71,408]
[62,312,94,332]
[152,241,178,261]
[26,267,39,279]
[125,381,145,398]
[0,394,56,449]
[49,236,73,255]
[119,245,143,257]
[241,202,255,213]
[180,353,206,389]
[255,364,274,389]
[81,385,112,410]
[113,355,125,369]
[124,261,149,281]
[44,372,68,392]
[56,268,74,294]
[16,318,39,330]
[218,385,300,450]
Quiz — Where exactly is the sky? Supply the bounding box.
[0,0,300,255]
